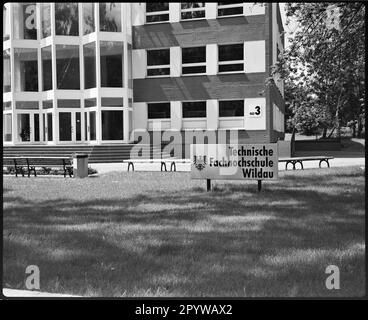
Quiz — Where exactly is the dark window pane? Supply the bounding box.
[219,100,244,117]
[3,49,11,93]
[182,47,206,64]
[183,101,206,118]
[84,42,96,89]
[147,49,170,66]
[146,14,169,23]
[18,113,30,141]
[102,111,124,140]
[182,66,206,74]
[76,112,81,141]
[56,45,80,89]
[59,112,72,141]
[219,64,244,72]
[148,103,170,119]
[55,3,79,36]
[34,114,40,141]
[47,113,53,141]
[83,3,95,35]
[146,3,169,12]
[219,44,243,61]
[41,46,52,91]
[84,98,97,108]
[99,3,121,32]
[147,68,170,76]
[218,7,243,16]
[181,3,205,9]
[90,111,96,140]
[14,48,38,92]
[13,3,37,39]
[181,10,205,19]
[100,41,123,87]
[41,3,51,38]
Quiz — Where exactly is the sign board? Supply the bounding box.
[190,144,278,180]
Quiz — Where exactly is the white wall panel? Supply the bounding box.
[244,41,266,73]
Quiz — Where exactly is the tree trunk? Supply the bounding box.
[322,127,328,138]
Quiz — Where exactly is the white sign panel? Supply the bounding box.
[191,144,278,180]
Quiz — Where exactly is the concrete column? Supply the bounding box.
[171,101,182,130]
[206,44,218,75]
[132,49,146,79]
[244,40,266,73]
[170,47,181,77]
[206,3,217,20]
[132,3,145,26]
[169,3,180,23]
[133,102,147,131]
[206,100,218,130]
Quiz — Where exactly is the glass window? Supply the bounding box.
[59,112,72,141]
[128,44,133,89]
[56,45,80,90]
[84,42,96,89]
[3,50,11,93]
[89,111,96,140]
[76,112,81,141]
[99,3,121,32]
[100,41,123,87]
[13,3,37,40]
[218,43,244,73]
[148,103,171,119]
[181,3,205,20]
[183,101,206,118]
[219,100,244,117]
[84,98,97,108]
[17,113,31,142]
[147,49,170,77]
[42,46,52,91]
[14,48,38,92]
[146,3,169,23]
[41,3,51,38]
[34,113,40,141]
[3,6,11,41]
[3,114,12,142]
[47,113,53,141]
[218,3,244,17]
[55,3,79,36]
[102,111,124,140]
[182,46,206,75]
[83,3,95,35]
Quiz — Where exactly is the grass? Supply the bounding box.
[3,166,365,297]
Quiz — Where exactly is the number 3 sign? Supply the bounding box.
[248,105,262,117]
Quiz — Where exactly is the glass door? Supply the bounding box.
[59,112,72,142]
[43,111,53,143]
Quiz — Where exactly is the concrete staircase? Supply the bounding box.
[3,144,171,163]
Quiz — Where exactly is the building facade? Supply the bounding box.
[3,3,285,146]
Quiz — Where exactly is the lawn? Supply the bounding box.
[3,166,365,297]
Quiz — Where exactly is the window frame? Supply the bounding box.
[180,3,206,21]
[218,99,244,118]
[145,3,170,24]
[218,43,244,74]
[181,46,207,76]
[147,102,171,120]
[146,48,171,78]
[217,3,244,18]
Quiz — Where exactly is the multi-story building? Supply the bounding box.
[3,2,285,148]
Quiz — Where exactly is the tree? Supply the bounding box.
[274,3,365,138]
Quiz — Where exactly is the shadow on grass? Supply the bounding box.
[3,167,365,297]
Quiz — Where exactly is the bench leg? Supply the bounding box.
[285,161,292,171]
[319,159,330,168]
[161,162,167,172]
[128,162,134,172]
[170,162,176,172]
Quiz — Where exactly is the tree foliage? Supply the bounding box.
[274,3,365,137]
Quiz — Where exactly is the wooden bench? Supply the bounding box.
[3,156,73,177]
[278,156,334,170]
[123,158,191,172]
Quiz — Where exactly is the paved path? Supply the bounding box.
[3,288,80,297]
[90,157,365,174]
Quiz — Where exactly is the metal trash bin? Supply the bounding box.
[72,153,88,178]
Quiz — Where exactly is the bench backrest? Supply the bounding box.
[3,157,73,166]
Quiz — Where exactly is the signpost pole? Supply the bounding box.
[258,180,262,192]
[207,179,211,191]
